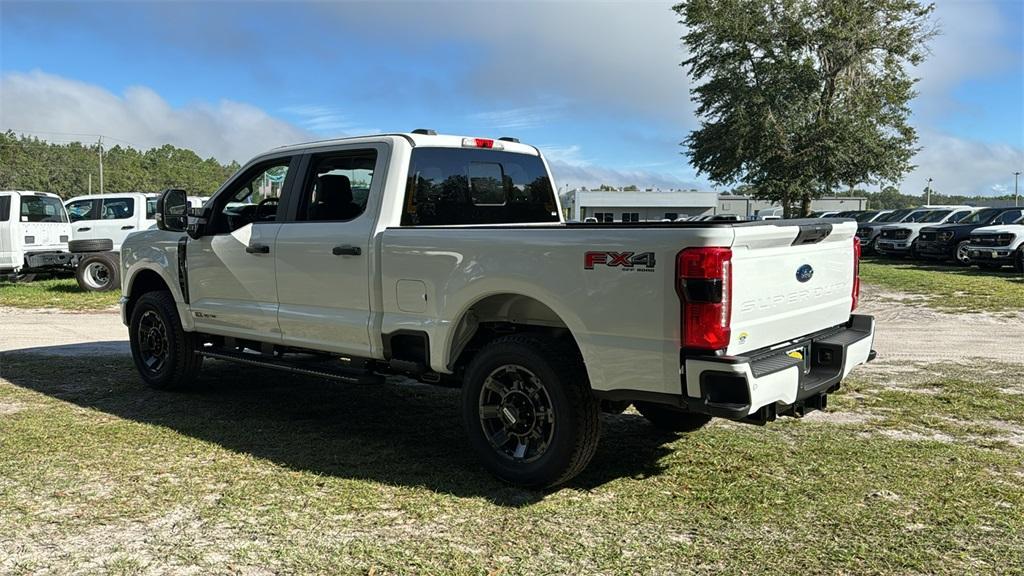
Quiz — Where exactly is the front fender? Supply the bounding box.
[121,230,194,331]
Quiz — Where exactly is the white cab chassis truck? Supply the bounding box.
[64,192,161,291]
[121,132,876,487]
[0,191,75,280]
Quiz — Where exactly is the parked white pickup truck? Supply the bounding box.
[120,131,876,487]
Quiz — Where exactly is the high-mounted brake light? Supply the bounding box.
[852,236,861,311]
[677,247,732,351]
[462,137,504,150]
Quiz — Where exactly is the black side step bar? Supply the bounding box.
[198,349,384,385]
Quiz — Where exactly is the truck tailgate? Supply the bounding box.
[728,221,857,355]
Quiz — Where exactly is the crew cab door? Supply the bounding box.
[94,196,139,250]
[187,156,297,341]
[66,198,103,242]
[273,145,386,356]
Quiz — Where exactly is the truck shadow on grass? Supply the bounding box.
[1,346,681,507]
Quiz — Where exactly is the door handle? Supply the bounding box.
[332,245,362,256]
[77,227,91,232]
[121,225,135,230]
[246,243,271,254]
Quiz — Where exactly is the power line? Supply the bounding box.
[2,128,139,147]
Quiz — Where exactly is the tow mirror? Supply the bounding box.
[156,189,188,232]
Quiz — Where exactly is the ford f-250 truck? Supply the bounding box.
[120,131,876,487]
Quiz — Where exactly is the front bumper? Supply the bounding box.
[916,240,955,258]
[967,246,1015,263]
[682,315,876,422]
[875,240,912,255]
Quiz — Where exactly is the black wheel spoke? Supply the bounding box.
[478,364,555,463]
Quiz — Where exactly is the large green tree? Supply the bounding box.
[676,0,935,216]
[0,131,240,198]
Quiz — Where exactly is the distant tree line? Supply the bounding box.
[0,131,241,199]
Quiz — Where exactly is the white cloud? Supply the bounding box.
[1,70,312,163]
[902,131,1024,197]
[469,103,564,130]
[547,159,698,191]
[0,70,695,190]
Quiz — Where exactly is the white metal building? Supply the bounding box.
[571,190,869,222]
[572,190,718,222]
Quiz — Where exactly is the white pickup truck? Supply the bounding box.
[120,131,876,487]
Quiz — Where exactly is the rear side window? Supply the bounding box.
[402,148,558,226]
[146,197,158,219]
[0,196,10,221]
[101,197,135,219]
[20,195,69,223]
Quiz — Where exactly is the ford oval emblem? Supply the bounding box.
[796,264,814,283]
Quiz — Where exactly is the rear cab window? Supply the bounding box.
[0,195,10,221]
[402,148,559,226]
[20,195,69,223]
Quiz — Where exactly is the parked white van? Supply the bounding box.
[0,191,74,280]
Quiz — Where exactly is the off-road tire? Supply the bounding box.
[69,238,114,253]
[461,335,600,489]
[129,290,203,390]
[75,252,120,292]
[1015,247,1024,274]
[634,401,713,432]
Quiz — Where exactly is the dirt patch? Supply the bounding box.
[857,288,1024,366]
[801,410,877,425]
[0,400,30,415]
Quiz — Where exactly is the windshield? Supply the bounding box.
[854,211,879,222]
[955,208,999,225]
[919,210,953,223]
[877,209,911,223]
[19,195,69,223]
[901,210,931,223]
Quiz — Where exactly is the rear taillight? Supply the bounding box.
[677,247,732,351]
[852,236,861,311]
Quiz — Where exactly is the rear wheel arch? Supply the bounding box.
[446,293,588,383]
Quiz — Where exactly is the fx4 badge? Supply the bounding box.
[584,251,656,271]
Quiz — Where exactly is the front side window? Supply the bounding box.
[101,197,135,220]
[146,197,159,219]
[904,210,932,223]
[215,160,290,233]
[297,151,377,222]
[947,210,972,223]
[19,195,68,223]
[958,208,999,225]
[67,199,97,222]
[403,147,558,226]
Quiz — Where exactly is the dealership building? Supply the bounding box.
[571,190,868,222]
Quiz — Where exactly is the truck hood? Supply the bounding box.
[971,224,1024,235]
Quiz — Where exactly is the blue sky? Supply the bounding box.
[1,0,1022,196]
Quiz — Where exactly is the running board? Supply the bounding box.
[198,349,384,385]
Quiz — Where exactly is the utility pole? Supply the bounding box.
[1015,171,1021,207]
[926,177,932,205]
[98,136,104,194]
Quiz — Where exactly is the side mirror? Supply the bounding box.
[156,189,188,232]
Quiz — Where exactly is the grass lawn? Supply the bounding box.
[1,356,1021,575]
[0,277,120,311]
[860,259,1024,313]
